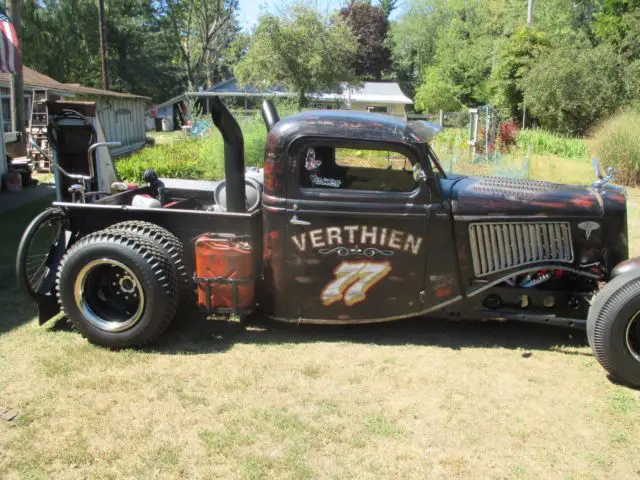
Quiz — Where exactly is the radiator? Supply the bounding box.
[469,222,574,277]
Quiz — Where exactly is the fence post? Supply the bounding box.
[439,110,444,126]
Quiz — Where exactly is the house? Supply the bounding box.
[0,66,150,178]
[154,78,413,126]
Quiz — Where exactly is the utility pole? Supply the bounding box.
[7,0,25,146]
[522,0,534,128]
[98,0,109,90]
[527,0,535,26]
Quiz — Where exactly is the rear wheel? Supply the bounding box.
[105,221,192,301]
[16,207,67,299]
[587,269,640,388]
[56,230,178,348]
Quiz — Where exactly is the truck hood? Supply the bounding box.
[444,176,602,218]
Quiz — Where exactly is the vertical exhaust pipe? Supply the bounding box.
[210,96,245,213]
[261,99,280,131]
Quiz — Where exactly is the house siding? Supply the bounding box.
[349,101,406,119]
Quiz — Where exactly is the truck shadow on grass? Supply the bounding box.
[147,310,590,357]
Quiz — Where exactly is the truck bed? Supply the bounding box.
[53,185,263,279]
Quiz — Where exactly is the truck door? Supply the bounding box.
[284,139,431,322]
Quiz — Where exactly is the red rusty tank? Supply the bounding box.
[194,234,254,311]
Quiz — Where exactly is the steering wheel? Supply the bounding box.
[214,177,262,212]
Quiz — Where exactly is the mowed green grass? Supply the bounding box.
[1,174,640,479]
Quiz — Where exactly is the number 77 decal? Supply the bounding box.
[321,261,392,306]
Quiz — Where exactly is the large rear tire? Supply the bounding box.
[16,207,67,300]
[587,269,640,388]
[105,220,189,290]
[56,230,178,348]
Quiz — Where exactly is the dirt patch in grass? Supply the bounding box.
[2,172,640,479]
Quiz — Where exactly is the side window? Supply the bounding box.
[299,145,417,193]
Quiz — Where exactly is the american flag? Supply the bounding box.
[0,8,20,74]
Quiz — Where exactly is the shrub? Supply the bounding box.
[116,116,267,183]
[522,44,625,136]
[517,129,588,159]
[591,109,640,186]
[498,120,519,152]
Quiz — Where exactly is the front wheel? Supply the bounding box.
[587,269,640,388]
[16,207,67,300]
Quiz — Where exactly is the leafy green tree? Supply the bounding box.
[235,5,358,107]
[490,26,551,120]
[340,2,391,80]
[522,45,626,135]
[414,66,462,112]
[377,0,399,18]
[20,0,184,101]
[158,0,239,90]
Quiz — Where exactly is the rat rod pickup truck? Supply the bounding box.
[16,98,640,387]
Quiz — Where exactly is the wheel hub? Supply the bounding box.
[625,312,640,363]
[74,259,145,333]
[119,275,136,294]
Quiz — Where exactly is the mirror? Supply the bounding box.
[412,164,427,183]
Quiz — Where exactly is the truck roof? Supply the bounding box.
[270,110,429,145]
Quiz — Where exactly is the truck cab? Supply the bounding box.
[260,110,457,323]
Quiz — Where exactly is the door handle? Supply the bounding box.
[290,215,311,226]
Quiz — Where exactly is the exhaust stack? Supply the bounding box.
[210,96,246,213]
[261,99,280,131]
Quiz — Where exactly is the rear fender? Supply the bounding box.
[37,229,73,324]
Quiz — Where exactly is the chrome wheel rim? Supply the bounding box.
[625,312,640,363]
[74,259,145,333]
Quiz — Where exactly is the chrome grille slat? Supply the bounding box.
[469,222,574,277]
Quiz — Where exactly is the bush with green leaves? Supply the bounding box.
[591,109,640,186]
[522,45,626,136]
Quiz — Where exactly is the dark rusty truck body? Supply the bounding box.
[18,98,640,388]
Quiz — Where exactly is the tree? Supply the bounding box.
[340,2,391,80]
[377,0,398,18]
[388,0,443,95]
[414,66,463,113]
[20,0,184,101]
[158,0,239,89]
[490,26,551,120]
[522,45,626,135]
[235,5,358,107]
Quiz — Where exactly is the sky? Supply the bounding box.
[236,0,404,31]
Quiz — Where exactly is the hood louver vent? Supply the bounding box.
[473,177,559,196]
[469,222,574,277]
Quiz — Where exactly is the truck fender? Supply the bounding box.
[610,257,640,279]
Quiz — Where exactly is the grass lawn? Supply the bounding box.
[1,177,640,478]
[147,130,183,145]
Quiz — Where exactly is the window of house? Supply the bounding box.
[367,106,388,114]
[299,146,417,193]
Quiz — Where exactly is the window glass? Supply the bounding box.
[299,146,417,193]
[366,106,387,113]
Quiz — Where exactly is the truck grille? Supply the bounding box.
[469,222,574,277]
